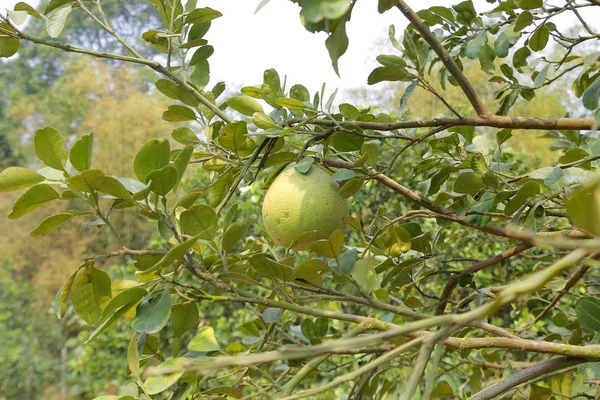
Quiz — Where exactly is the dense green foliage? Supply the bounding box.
[1,0,600,399]
[0,265,61,400]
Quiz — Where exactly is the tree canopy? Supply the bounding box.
[1,0,600,399]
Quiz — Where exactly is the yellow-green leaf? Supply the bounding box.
[9,184,60,219]
[34,126,67,171]
[30,213,73,236]
[0,167,45,192]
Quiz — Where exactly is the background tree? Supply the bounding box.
[1,0,600,399]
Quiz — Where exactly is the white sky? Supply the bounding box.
[1,0,599,95]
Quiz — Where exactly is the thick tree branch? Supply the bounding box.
[323,159,521,240]
[287,115,596,132]
[323,159,589,244]
[395,1,488,116]
[467,356,587,400]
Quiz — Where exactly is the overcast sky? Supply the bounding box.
[1,0,599,95]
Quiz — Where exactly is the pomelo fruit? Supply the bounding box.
[262,164,349,250]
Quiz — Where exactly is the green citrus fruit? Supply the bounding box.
[262,164,349,250]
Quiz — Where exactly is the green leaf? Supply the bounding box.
[529,24,549,52]
[189,45,214,66]
[0,167,45,192]
[384,226,412,257]
[34,127,67,171]
[190,60,210,89]
[478,43,496,73]
[9,184,60,219]
[45,4,72,38]
[147,234,203,273]
[147,165,178,196]
[453,0,476,24]
[71,266,112,326]
[86,302,137,344]
[513,46,531,70]
[325,14,349,76]
[249,254,294,281]
[497,129,513,146]
[262,308,283,324]
[172,301,199,338]
[102,287,147,319]
[56,271,76,319]
[70,133,93,172]
[241,86,263,99]
[378,0,396,13]
[516,0,542,9]
[15,2,43,19]
[515,11,533,31]
[295,157,315,174]
[576,297,600,332]
[338,247,357,274]
[534,64,550,88]
[8,10,26,26]
[505,181,540,216]
[144,358,186,394]
[188,20,211,40]
[454,172,484,195]
[97,176,135,202]
[219,121,256,156]
[275,97,308,110]
[367,67,416,85]
[332,131,364,152]
[163,105,197,122]
[131,291,172,334]
[294,259,329,284]
[566,183,600,235]
[155,79,197,106]
[471,153,488,175]
[261,69,284,108]
[188,326,220,352]
[361,141,380,166]
[173,145,194,182]
[133,138,170,182]
[252,112,278,129]
[289,85,309,105]
[178,38,208,49]
[465,32,487,59]
[310,229,344,258]
[185,7,222,24]
[582,77,600,110]
[301,0,351,22]
[30,213,73,236]
[338,177,364,198]
[351,258,378,293]
[330,169,358,182]
[228,96,264,116]
[222,221,249,252]
[209,171,234,208]
[172,127,200,145]
[400,80,418,114]
[543,167,564,187]
[128,334,140,379]
[0,36,20,58]
[179,204,218,238]
[66,169,106,192]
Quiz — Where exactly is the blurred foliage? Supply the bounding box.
[0,264,61,400]
[1,0,600,399]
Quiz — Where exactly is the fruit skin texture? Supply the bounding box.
[262,164,349,250]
